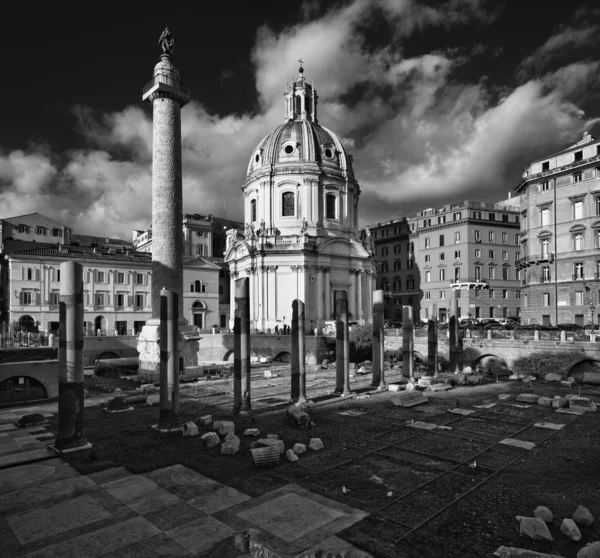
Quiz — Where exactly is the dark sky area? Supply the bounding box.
[1,0,599,237]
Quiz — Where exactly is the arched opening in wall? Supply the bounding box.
[325,193,337,220]
[94,316,106,334]
[19,315,35,333]
[0,376,47,403]
[223,350,234,362]
[250,199,257,223]
[568,359,600,383]
[472,354,506,374]
[192,301,206,329]
[275,351,292,363]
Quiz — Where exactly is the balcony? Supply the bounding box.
[449,277,489,290]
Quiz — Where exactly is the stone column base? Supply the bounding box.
[137,322,200,383]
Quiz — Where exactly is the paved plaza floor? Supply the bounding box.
[0,404,371,557]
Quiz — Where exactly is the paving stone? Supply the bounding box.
[473,403,497,409]
[516,394,539,403]
[20,517,162,558]
[561,518,582,541]
[569,397,597,413]
[448,408,476,416]
[500,438,536,450]
[573,505,595,526]
[533,506,553,523]
[237,492,344,542]
[103,476,182,515]
[494,546,560,557]
[166,515,236,554]
[555,408,583,415]
[6,494,112,544]
[407,420,438,430]
[309,438,324,451]
[533,422,564,430]
[0,447,53,469]
[516,516,553,542]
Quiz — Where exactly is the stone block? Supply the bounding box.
[213,420,223,431]
[293,443,307,455]
[516,394,539,403]
[560,518,582,541]
[243,428,260,436]
[537,397,553,407]
[534,506,553,523]
[201,432,220,448]
[221,434,240,455]
[250,445,280,467]
[140,384,156,393]
[552,396,567,409]
[197,415,212,425]
[266,434,279,439]
[391,391,428,407]
[286,449,299,462]
[309,438,324,451]
[569,397,597,413]
[146,394,160,406]
[183,422,199,437]
[516,516,553,541]
[544,373,562,382]
[218,421,235,436]
[257,439,285,454]
[573,505,595,526]
[577,541,600,558]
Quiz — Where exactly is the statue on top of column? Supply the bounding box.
[159,26,175,56]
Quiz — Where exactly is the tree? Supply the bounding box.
[349,324,373,363]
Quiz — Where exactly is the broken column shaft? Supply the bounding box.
[371,289,386,389]
[234,278,252,415]
[55,261,88,451]
[335,291,351,396]
[402,305,414,379]
[428,303,438,376]
[158,288,180,430]
[291,299,307,403]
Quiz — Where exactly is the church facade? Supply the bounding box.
[224,66,376,332]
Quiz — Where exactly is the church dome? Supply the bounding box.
[247,120,354,179]
[246,65,354,180]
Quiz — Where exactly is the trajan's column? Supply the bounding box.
[137,27,199,380]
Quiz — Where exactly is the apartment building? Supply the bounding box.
[515,132,600,326]
[0,213,227,334]
[370,199,521,322]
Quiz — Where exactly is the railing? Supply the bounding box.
[0,332,50,348]
[142,75,191,98]
[515,153,600,190]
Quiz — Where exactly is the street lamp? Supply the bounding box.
[590,304,595,330]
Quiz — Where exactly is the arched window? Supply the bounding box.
[250,199,257,222]
[326,193,337,219]
[194,280,206,293]
[393,279,401,290]
[294,95,301,115]
[282,192,295,217]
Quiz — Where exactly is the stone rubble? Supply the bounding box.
[197,415,212,425]
[201,432,220,448]
[573,505,595,526]
[266,434,279,439]
[243,428,260,436]
[218,421,235,436]
[516,394,539,403]
[537,397,553,407]
[145,394,160,406]
[257,438,285,454]
[309,438,324,451]
[552,396,567,409]
[221,433,241,455]
[293,443,307,454]
[515,516,553,542]
[544,373,562,382]
[560,518,582,541]
[577,541,600,558]
[286,449,299,462]
[533,506,553,523]
[182,421,199,437]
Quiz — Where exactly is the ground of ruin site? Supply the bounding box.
[0,365,599,558]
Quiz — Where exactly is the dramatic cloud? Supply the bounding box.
[0,0,598,238]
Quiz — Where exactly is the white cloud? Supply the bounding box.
[0,0,598,238]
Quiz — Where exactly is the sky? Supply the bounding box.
[1,0,599,239]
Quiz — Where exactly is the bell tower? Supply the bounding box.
[284,60,318,123]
